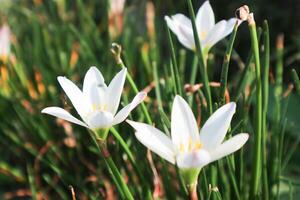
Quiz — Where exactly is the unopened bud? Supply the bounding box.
[235,5,250,21]
[110,43,122,64]
[247,13,255,25]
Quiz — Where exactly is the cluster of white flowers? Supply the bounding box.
[42,0,249,186]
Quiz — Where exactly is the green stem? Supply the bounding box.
[219,22,238,105]
[226,156,240,200]
[111,44,152,124]
[249,18,263,199]
[270,34,284,197]
[188,56,199,106]
[234,28,262,102]
[261,20,270,200]
[186,0,212,115]
[91,133,134,200]
[153,61,163,110]
[166,25,183,96]
[110,127,152,199]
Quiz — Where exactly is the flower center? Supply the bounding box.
[92,104,108,112]
[179,138,202,153]
[199,31,207,40]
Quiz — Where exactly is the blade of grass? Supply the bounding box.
[261,20,270,200]
[248,15,263,199]
[166,25,182,96]
[110,127,152,200]
[186,0,212,115]
[291,69,300,96]
[219,22,238,105]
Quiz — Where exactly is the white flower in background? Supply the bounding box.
[42,66,146,131]
[0,24,11,60]
[165,1,236,52]
[127,95,248,170]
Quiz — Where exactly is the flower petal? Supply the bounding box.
[57,76,89,117]
[176,149,210,169]
[83,66,107,107]
[41,107,88,128]
[203,18,236,49]
[106,68,127,115]
[112,92,146,126]
[209,133,249,163]
[165,15,195,50]
[86,111,114,130]
[200,102,236,151]
[202,20,226,49]
[223,18,237,37]
[196,1,215,34]
[127,120,176,164]
[171,95,200,150]
[83,66,106,93]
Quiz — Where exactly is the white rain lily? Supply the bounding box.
[127,95,248,170]
[165,1,236,52]
[42,66,146,132]
[0,24,11,60]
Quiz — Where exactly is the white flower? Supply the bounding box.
[42,66,146,131]
[165,1,236,52]
[0,24,11,60]
[127,95,248,169]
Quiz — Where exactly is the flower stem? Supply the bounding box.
[110,127,153,199]
[261,20,270,200]
[248,15,263,198]
[111,43,152,124]
[166,24,183,96]
[90,133,134,200]
[186,0,212,115]
[219,22,238,105]
[188,183,198,200]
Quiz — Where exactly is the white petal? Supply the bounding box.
[86,82,107,110]
[203,18,236,49]
[112,92,146,126]
[83,66,107,108]
[106,68,127,115]
[200,102,236,151]
[202,20,226,49]
[86,111,114,130]
[57,76,89,117]
[127,120,176,164]
[165,15,195,50]
[196,1,215,34]
[171,95,200,150]
[41,107,88,128]
[176,149,210,169]
[83,66,106,96]
[209,133,249,163]
[223,18,237,37]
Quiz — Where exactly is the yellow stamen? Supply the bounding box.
[179,142,185,152]
[200,31,207,40]
[195,142,202,150]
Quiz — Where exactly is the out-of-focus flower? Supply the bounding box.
[0,24,11,61]
[42,66,146,134]
[127,95,248,185]
[109,0,126,39]
[165,1,236,53]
